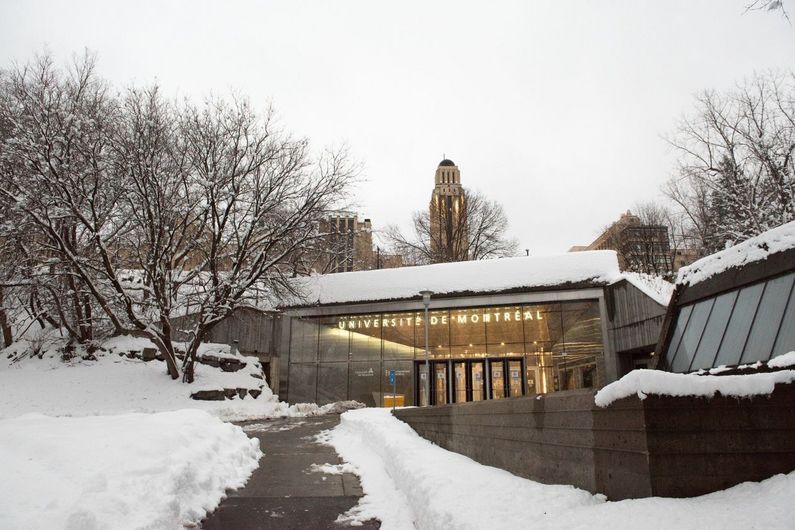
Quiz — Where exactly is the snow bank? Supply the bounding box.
[287,251,620,306]
[620,272,674,306]
[322,408,601,529]
[0,351,362,421]
[594,367,795,408]
[326,408,795,530]
[0,409,261,529]
[677,220,795,286]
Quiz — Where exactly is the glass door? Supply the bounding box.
[454,362,467,403]
[417,363,429,406]
[433,362,448,405]
[471,361,484,401]
[490,361,505,399]
[508,360,523,397]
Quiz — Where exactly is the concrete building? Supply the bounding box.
[275,251,668,407]
[313,211,403,274]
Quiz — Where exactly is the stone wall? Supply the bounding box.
[393,382,795,500]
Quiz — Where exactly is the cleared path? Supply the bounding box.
[202,414,379,530]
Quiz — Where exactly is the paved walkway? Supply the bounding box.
[202,414,379,530]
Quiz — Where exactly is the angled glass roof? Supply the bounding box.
[662,270,795,372]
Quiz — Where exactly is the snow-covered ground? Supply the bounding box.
[0,337,362,529]
[326,408,795,530]
[0,338,358,421]
[0,409,261,529]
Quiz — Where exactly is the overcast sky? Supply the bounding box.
[2,1,794,254]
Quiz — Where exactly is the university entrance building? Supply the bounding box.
[278,253,667,407]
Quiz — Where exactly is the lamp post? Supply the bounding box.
[419,290,433,406]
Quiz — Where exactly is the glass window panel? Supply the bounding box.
[486,342,525,356]
[714,282,766,367]
[348,314,382,360]
[559,301,602,387]
[382,360,414,407]
[560,301,603,356]
[317,363,348,405]
[690,291,738,370]
[318,316,350,362]
[664,304,693,369]
[671,299,715,373]
[741,273,795,364]
[772,277,795,358]
[349,361,381,407]
[449,344,488,358]
[287,363,317,404]
[528,352,557,394]
[484,305,524,344]
[449,308,486,346]
[523,303,563,357]
[419,310,450,359]
[382,312,415,359]
[289,317,318,363]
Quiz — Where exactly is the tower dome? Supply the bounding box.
[438,158,456,167]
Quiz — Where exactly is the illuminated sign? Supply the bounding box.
[337,309,544,330]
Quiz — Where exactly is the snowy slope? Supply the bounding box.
[287,251,621,306]
[327,408,795,530]
[0,409,261,529]
[677,220,795,286]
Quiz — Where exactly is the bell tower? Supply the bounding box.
[429,158,468,261]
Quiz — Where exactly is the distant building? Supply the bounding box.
[317,211,374,273]
[429,159,468,261]
[572,211,674,276]
[316,211,402,273]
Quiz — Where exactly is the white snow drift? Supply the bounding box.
[0,409,261,529]
[326,408,795,530]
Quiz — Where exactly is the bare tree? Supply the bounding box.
[0,52,356,380]
[746,0,790,21]
[665,72,795,253]
[386,188,517,265]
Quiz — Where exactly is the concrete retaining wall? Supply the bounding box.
[393,382,795,500]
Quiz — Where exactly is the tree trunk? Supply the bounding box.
[0,287,12,348]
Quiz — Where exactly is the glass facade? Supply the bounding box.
[664,271,795,372]
[287,300,604,406]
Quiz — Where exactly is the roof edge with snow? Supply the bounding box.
[282,251,622,309]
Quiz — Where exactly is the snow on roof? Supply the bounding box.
[620,272,674,307]
[676,220,795,287]
[285,251,621,307]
